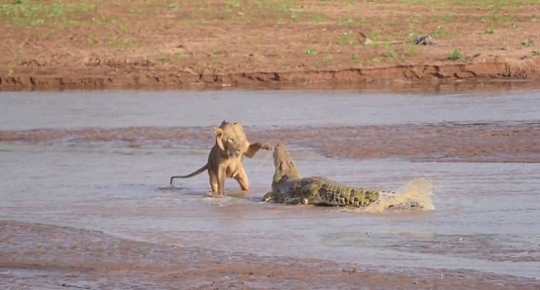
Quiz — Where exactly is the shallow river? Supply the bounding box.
[1,86,539,280]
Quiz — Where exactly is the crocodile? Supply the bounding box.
[262,142,422,209]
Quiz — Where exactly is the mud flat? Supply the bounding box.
[0,221,538,289]
[3,122,540,163]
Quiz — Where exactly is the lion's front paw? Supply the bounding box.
[261,142,273,150]
[208,191,225,198]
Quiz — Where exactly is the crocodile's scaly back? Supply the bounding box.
[297,177,383,207]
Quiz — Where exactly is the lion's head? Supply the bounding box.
[214,120,250,158]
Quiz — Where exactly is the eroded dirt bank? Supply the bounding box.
[2,58,540,90]
[1,221,538,289]
[1,0,540,90]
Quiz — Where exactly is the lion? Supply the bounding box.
[169,120,272,196]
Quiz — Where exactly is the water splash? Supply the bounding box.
[365,179,435,213]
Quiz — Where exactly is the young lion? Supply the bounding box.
[170,120,272,196]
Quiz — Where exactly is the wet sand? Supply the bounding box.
[1,221,538,290]
[2,122,540,163]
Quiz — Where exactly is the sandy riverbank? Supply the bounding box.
[1,0,540,90]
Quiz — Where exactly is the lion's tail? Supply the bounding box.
[170,164,208,185]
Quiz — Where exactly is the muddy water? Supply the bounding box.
[1,88,540,283]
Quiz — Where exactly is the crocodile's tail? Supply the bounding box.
[346,188,382,207]
[313,181,382,207]
[170,164,208,185]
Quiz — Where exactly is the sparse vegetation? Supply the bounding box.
[174,52,186,60]
[449,48,463,61]
[432,27,448,38]
[384,47,399,61]
[350,54,361,63]
[403,43,419,56]
[339,17,353,25]
[1,0,539,84]
[157,53,171,62]
[156,51,187,62]
[325,54,333,62]
[210,50,225,57]
[304,48,318,55]
[0,0,95,27]
[338,31,355,45]
[310,12,328,23]
[521,38,534,46]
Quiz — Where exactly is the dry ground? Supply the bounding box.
[1,0,540,90]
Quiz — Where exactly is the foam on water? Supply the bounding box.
[367,179,435,213]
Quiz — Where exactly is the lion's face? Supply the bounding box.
[214,121,250,158]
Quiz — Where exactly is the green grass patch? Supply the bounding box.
[394,0,539,6]
[309,12,329,23]
[367,31,380,42]
[449,48,463,61]
[403,43,419,56]
[385,49,399,60]
[87,35,99,45]
[350,54,361,63]
[339,17,354,25]
[104,36,135,47]
[304,47,318,55]
[338,31,356,45]
[431,27,448,38]
[325,54,333,62]
[521,38,534,46]
[210,50,225,57]
[174,52,186,59]
[157,51,186,62]
[0,0,95,27]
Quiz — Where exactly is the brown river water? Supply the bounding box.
[1,84,540,289]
